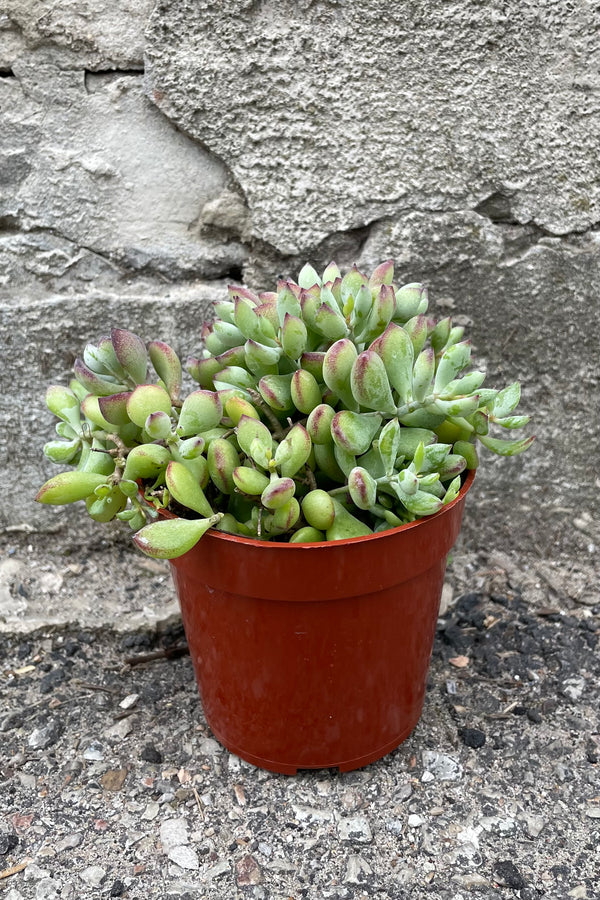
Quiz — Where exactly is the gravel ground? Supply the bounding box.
[1,535,599,900]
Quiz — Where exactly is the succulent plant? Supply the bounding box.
[36,261,533,558]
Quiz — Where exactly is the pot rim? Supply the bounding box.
[157,467,475,551]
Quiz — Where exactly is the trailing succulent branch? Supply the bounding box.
[36,260,533,559]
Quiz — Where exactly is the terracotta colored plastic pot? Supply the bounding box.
[168,469,475,774]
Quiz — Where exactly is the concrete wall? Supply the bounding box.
[1,1,598,568]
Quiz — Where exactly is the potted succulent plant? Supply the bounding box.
[36,260,532,773]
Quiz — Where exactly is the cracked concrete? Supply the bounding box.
[1,49,247,290]
[145,0,600,255]
[0,0,599,565]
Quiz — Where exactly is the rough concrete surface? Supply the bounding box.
[1,539,599,899]
[1,50,244,284]
[1,0,598,565]
[145,0,600,255]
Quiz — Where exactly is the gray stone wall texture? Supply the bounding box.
[1,0,598,570]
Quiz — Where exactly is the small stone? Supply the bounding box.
[526,709,543,724]
[236,854,262,886]
[100,769,128,792]
[493,860,527,890]
[105,719,133,740]
[422,751,462,781]
[80,866,107,887]
[585,807,600,818]
[449,655,470,668]
[407,814,425,828]
[439,582,453,616]
[345,854,373,884]
[394,783,412,802]
[453,873,490,890]
[291,804,333,824]
[168,845,199,870]
[141,745,163,764]
[110,881,126,897]
[83,741,104,761]
[524,815,545,838]
[55,833,84,852]
[568,885,588,899]
[28,718,62,750]
[119,693,139,710]
[459,727,486,749]
[206,859,230,880]
[24,863,51,882]
[160,818,189,854]
[198,737,221,756]
[141,802,160,820]
[421,771,435,783]
[39,669,66,694]
[480,816,516,834]
[264,856,295,872]
[339,789,362,811]
[457,825,483,850]
[0,834,19,855]
[561,676,585,701]
[62,639,81,656]
[337,816,373,843]
[33,878,61,900]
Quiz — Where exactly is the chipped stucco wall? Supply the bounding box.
[1,0,598,568]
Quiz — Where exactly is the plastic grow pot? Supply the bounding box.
[167,469,475,774]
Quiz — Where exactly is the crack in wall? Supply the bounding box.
[0,219,248,287]
[474,191,600,239]
[84,67,145,94]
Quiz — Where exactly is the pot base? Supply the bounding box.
[207,712,422,775]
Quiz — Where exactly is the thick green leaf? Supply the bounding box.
[348,466,377,510]
[298,263,321,289]
[275,423,312,477]
[350,350,396,414]
[331,410,382,456]
[148,340,182,400]
[127,384,172,428]
[43,438,81,464]
[35,471,109,505]
[479,434,535,456]
[133,515,223,559]
[176,390,223,437]
[434,341,472,393]
[401,489,443,516]
[491,381,521,418]
[378,418,400,476]
[323,339,359,411]
[123,444,171,481]
[45,385,81,429]
[166,461,213,517]
[111,328,148,384]
[373,322,414,403]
